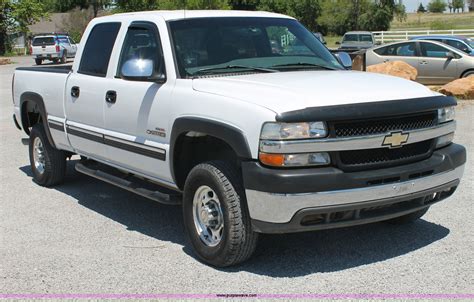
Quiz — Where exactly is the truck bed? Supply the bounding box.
[16,65,72,74]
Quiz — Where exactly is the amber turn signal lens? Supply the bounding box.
[259,153,285,167]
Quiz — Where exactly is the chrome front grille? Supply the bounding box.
[330,112,438,171]
[333,112,438,137]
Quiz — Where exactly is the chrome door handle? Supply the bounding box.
[420,61,428,65]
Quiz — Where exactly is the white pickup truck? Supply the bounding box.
[12,10,466,267]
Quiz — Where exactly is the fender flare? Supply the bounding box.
[20,92,56,148]
[169,117,252,184]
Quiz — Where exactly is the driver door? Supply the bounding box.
[417,41,458,85]
[103,21,172,182]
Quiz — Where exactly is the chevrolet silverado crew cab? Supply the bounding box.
[12,11,466,267]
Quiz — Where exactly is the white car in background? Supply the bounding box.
[366,39,474,85]
[30,34,78,65]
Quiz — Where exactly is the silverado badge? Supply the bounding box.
[382,131,409,148]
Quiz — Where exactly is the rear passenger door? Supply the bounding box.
[417,42,458,85]
[102,21,173,183]
[371,41,419,69]
[65,22,121,160]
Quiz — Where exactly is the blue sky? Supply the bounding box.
[403,0,468,12]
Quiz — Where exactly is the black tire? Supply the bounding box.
[35,58,42,65]
[462,70,474,78]
[29,124,67,187]
[60,51,67,64]
[385,207,429,225]
[183,161,258,267]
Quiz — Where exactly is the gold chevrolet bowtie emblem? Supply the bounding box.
[382,131,409,148]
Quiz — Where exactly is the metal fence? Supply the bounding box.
[372,29,474,44]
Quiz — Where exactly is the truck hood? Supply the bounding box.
[192,71,436,114]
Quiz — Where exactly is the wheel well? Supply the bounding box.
[461,69,474,78]
[21,100,42,135]
[173,133,240,190]
[19,92,56,148]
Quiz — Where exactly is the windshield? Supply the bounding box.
[465,38,474,48]
[169,17,342,78]
[32,37,56,46]
[343,34,373,43]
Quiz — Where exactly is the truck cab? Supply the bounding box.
[13,11,466,267]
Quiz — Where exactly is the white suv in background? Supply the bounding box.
[30,33,78,65]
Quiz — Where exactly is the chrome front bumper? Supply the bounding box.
[246,165,464,224]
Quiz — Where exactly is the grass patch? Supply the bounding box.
[391,12,474,30]
[325,36,342,49]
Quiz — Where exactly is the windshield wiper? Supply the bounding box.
[271,62,338,71]
[191,65,278,77]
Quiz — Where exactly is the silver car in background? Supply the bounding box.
[366,40,474,85]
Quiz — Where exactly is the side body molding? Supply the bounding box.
[169,117,252,184]
[19,92,56,148]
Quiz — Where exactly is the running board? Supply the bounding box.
[75,161,181,205]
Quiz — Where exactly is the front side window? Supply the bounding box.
[169,17,342,78]
[78,22,121,77]
[117,23,165,79]
[445,40,470,53]
[420,42,450,58]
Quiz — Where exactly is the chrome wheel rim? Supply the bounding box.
[33,137,46,174]
[192,186,224,247]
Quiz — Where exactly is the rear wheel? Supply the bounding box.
[35,58,42,65]
[29,124,67,186]
[183,161,258,267]
[60,51,67,64]
[462,70,474,78]
[385,208,429,225]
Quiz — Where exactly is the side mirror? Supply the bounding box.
[121,58,165,82]
[323,41,327,45]
[335,41,341,45]
[446,51,455,59]
[335,52,352,69]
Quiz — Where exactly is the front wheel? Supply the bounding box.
[35,58,42,65]
[462,70,474,78]
[29,124,67,186]
[183,161,258,267]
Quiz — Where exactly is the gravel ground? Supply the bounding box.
[1,56,473,296]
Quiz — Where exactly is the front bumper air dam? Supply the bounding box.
[243,143,466,233]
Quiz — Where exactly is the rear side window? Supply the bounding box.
[32,37,55,46]
[79,22,121,77]
[374,42,416,57]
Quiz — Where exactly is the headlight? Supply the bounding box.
[259,152,331,167]
[438,106,455,123]
[261,122,327,140]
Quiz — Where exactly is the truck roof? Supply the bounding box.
[111,10,294,21]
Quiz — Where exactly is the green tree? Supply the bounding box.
[394,2,406,22]
[258,0,321,32]
[427,0,447,12]
[452,0,465,12]
[0,0,49,55]
[417,3,427,12]
[47,0,111,17]
[229,0,259,10]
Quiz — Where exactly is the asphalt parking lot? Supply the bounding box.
[1,56,473,296]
